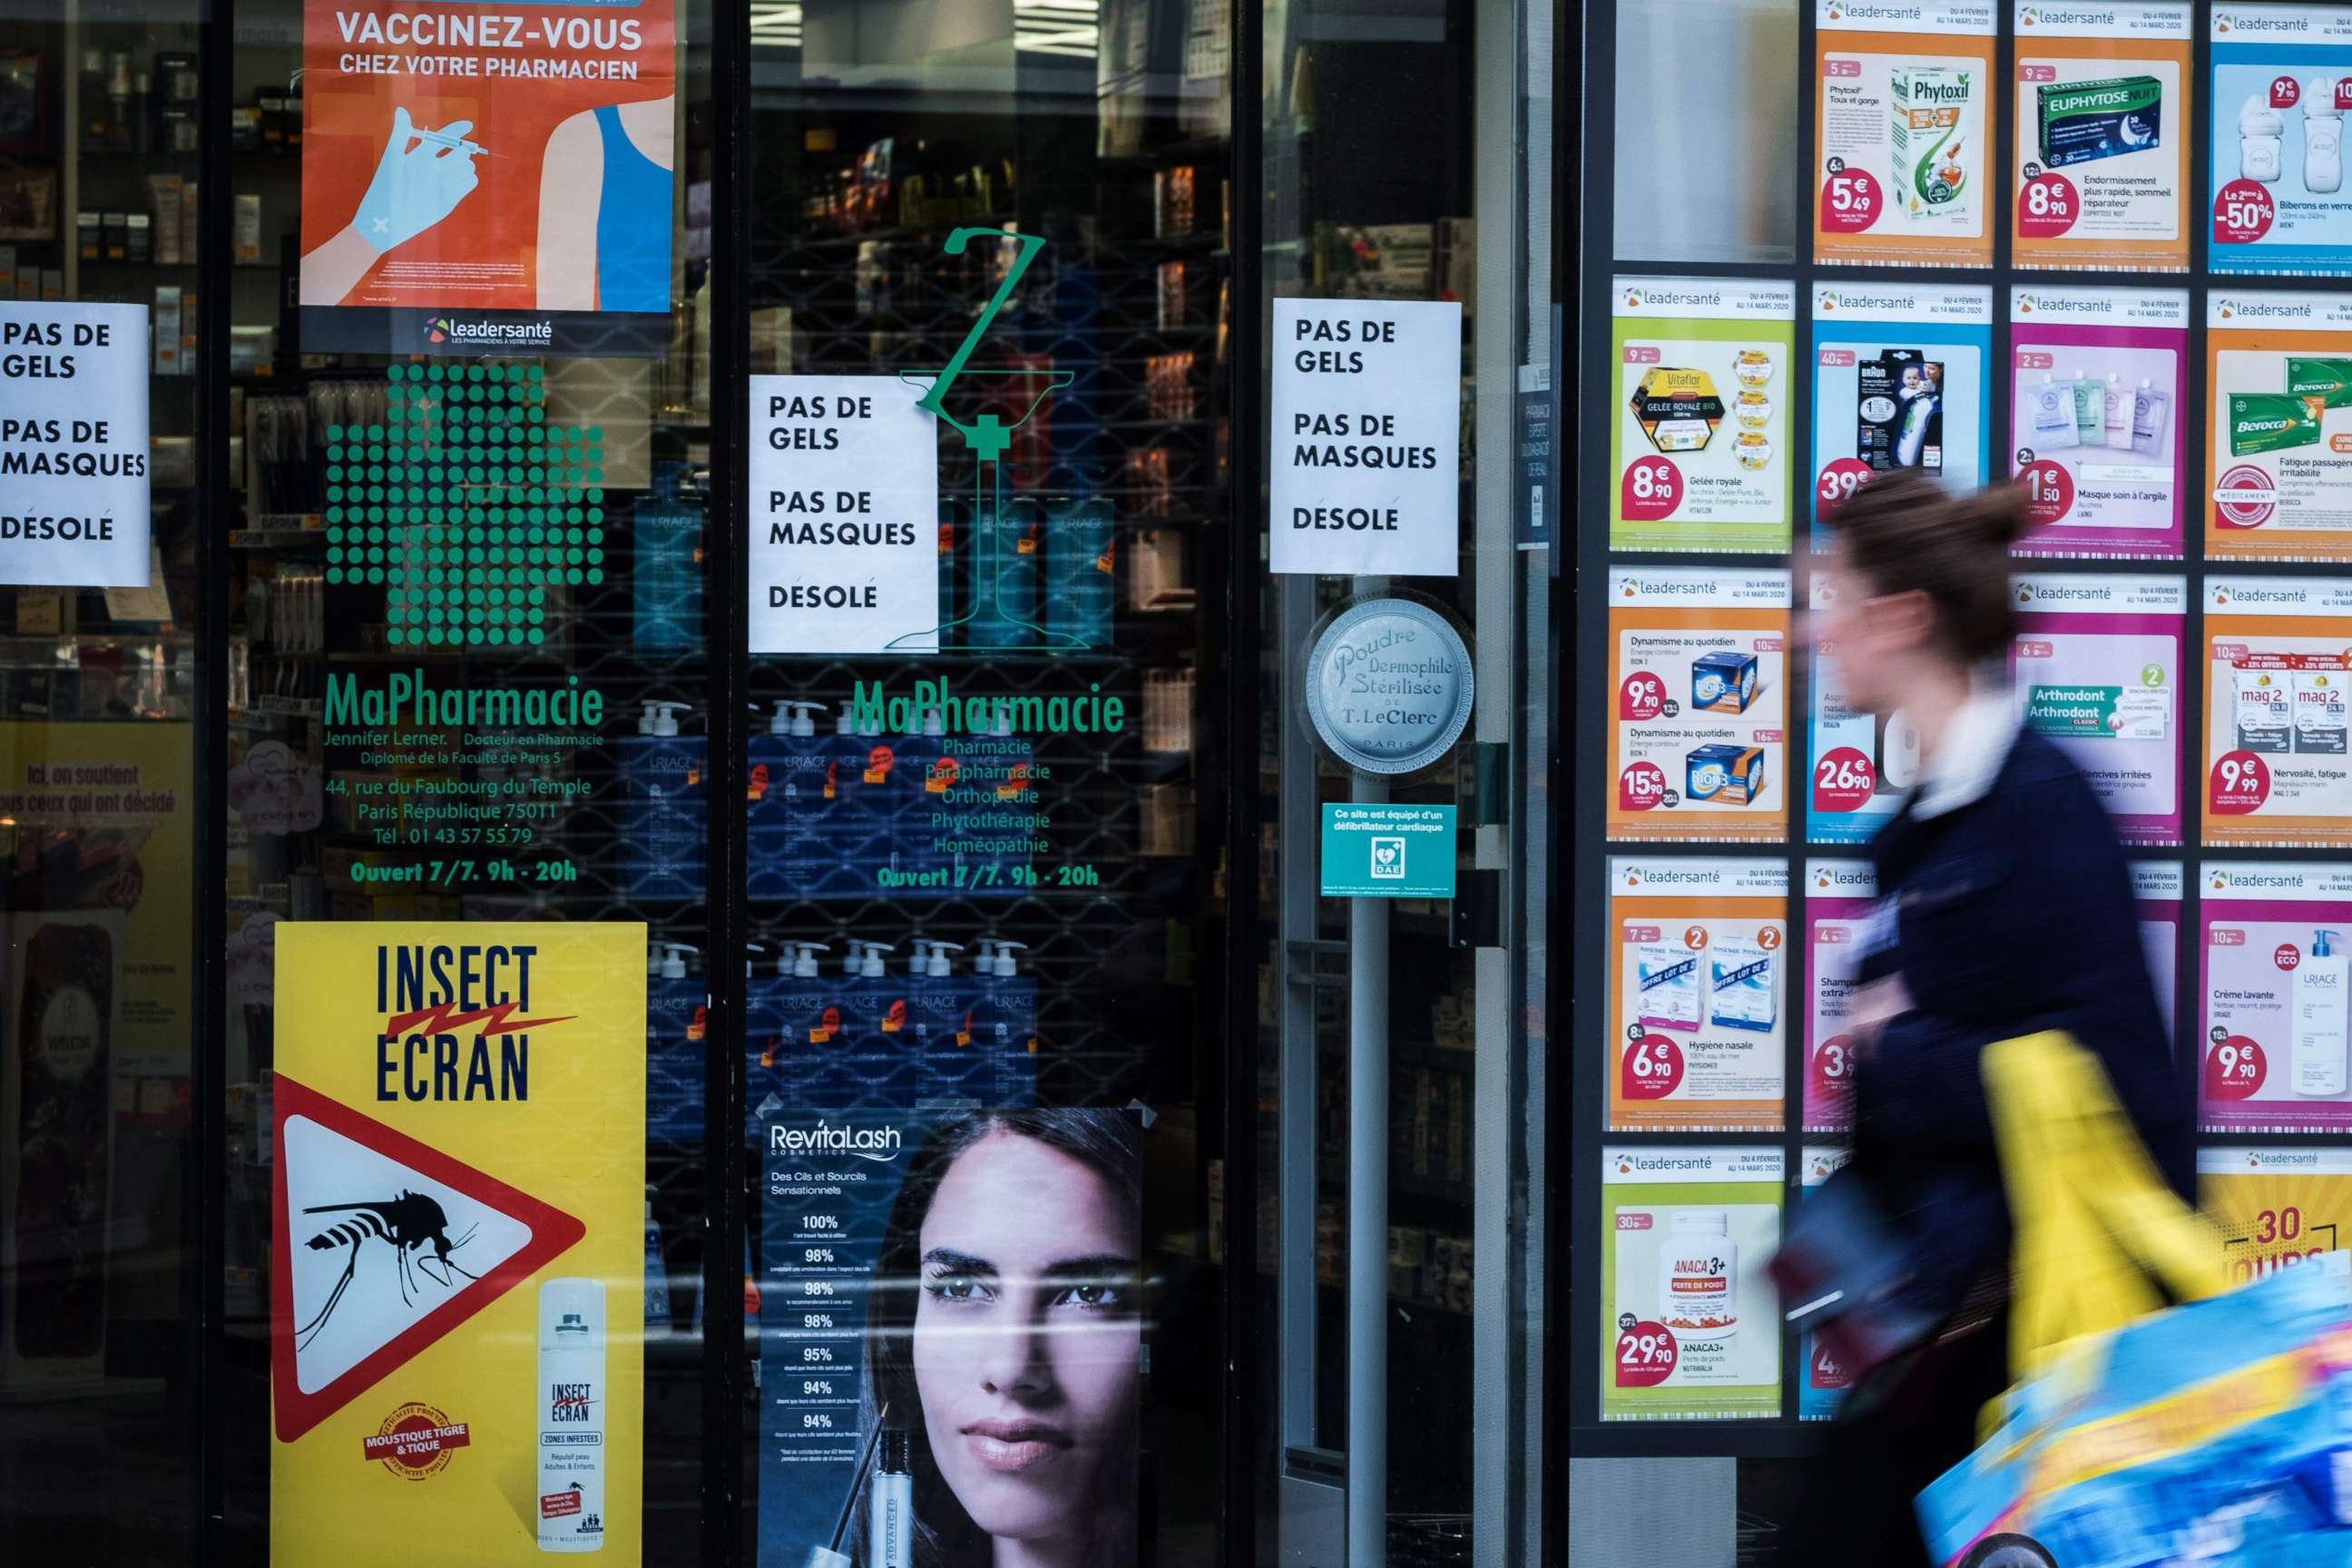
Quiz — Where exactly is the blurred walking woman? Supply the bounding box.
[1795,471,2192,1563]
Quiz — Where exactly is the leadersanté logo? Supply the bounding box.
[426,316,453,344]
[424,314,555,347]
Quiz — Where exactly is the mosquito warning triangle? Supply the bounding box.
[270,1074,584,1443]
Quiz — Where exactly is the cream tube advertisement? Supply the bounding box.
[2200,862,2352,1132]
[1600,1146,1783,1421]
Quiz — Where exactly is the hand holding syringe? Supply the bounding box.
[350,106,491,253]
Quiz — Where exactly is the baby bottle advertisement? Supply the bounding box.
[2007,286,2188,558]
[1812,1,1998,268]
[1802,858,1876,1134]
[2202,576,2352,845]
[1808,571,1925,842]
[1808,283,1992,540]
[2200,1146,2352,1286]
[2011,573,2186,845]
[1798,1146,1854,1422]
[2207,291,2352,560]
[1611,278,1798,554]
[2012,2,2193,272]
[1601,1146,1783,1422]
[2210,8,2352,274]
[1607,569,1791,843]
[2199,861,2352,1132]
[1606,858,1789,1132]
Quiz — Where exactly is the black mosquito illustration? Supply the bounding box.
[295,1190,480,1350]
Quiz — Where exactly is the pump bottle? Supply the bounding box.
[2295,928,2348,1096]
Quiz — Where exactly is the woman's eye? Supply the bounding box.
[1054,1282,1124,1310]
[925,1275,989,1304]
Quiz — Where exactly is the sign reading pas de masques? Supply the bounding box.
[1,302,151,588]
[1269,299,1462,576]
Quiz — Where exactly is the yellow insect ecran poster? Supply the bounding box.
[271,922,646,1564]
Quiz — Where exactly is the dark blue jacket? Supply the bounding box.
[1848,728,2195,1322]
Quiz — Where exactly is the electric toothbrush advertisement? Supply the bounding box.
[298,0,680,358]
[1606,568,1790,843]
[745,375,942,654]
[1798,1146,1854,1422]
[2006,285,2187,558]
[1599,1146,1783,1422]
[269,923,647,1564]
[2206,290,2352,559]
[1802,858,1874,1134]
[2210,6,2352,273]
[2200,1146,2352,1287]
[1808,573,1924,843]
[1808,283,1992,539]
[756,1105,1142,1568]
[2201,575,2352,845]
[2199,862,2352,1132]
[2010,572,2186,846]
[1610,278,1797,554]
[1605,858,1788,1132]
[1812,1,1997,269]
[2011,3,2192,272]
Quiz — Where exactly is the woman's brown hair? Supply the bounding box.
[1828,470,2033,665]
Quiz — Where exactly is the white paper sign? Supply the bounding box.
[1270,299,1462,576]
[747,374,940,654]
[0,301,151,588]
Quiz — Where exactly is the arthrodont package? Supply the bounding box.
[2011,573,2186,845]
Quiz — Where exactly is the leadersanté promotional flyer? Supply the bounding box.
[299,0,679,357]
[270,922,646,1563]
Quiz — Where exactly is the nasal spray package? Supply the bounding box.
[1709,938,1779,1032]
[1634,942,1701,1032]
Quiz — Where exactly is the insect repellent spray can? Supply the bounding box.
[538,1278,607,1553]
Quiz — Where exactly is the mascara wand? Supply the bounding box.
[828,1403,891,1560]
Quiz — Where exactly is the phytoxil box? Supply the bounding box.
[1891,67,1973,221]
[2035,76,2162,171]
[1691,652,1759,714]
[1686,744,1767,807]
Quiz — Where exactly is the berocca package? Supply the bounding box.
[2230,393,2323,457]
[2035,75,2162,170]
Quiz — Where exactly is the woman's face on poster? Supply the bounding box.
[912,1132,1140,1545]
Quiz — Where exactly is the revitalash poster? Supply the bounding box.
[2200,862,2352,1132]
[2007,285,2188,558]
[755,1103,1143,1568]
[1808,282,1992,540]
[270,923,646,1562]
[299,0,679,357]
[2010,572,2187,845]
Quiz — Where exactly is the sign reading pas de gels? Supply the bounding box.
[1,302,151,588]
[271,922,646,1564]
[299,0,679,358]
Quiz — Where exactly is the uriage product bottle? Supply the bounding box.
[1657,1210,1736,1340]
[2309,80,2346,195]
[538,1278,608,1552]
[2295,930,2348,1098]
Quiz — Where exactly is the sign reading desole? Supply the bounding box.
[1304,597,1475,776]
[746,374,940,653]
[1270,299,1463,576]
[1,303,151,588]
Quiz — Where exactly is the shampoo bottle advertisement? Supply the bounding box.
[2199,862,2352,1132]
[2201,576,2352,845]
[2009,573,2186,845]
[269,923,647,1566]
[1606,858,1789,1132]
[1808,283,1992,540]
[2011,2,2192,272]
[2200,1145,2352,1288]
[1610,278,1797,554]
[2006,286,2188,558]
[1606,569,1791,843]
[1600,1146,1783,1422]
[2206,290,2352,559]
[1802,859,1876,1134]
[1798,1146,1855,1422]
[1812,1,1997,269]
[2210,8,2352,273]
[756,1105,1143,1568]
[297,0,680,357]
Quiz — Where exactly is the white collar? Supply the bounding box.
[1907,686,2020,821]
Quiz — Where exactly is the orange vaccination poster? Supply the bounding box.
[299,0,679,357]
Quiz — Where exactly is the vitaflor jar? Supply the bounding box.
[1656,1209,1736,1339]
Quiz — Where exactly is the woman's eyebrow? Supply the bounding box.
[920,1247,996,1277]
